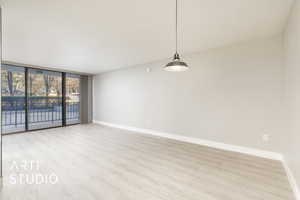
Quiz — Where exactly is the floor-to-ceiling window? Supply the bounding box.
[28,69,63,130]
[66,73,80,125]
[1,65,81,134]
[1,65,26,134]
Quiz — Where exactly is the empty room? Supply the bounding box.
[0,0,299,199]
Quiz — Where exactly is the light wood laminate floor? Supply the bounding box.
[0,124,295,200]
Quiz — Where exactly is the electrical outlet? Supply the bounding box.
[262,134,269,142]
[146,67,151,72]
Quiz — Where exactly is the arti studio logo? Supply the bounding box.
[9,160,59,185]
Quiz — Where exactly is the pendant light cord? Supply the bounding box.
[175,0,178,54]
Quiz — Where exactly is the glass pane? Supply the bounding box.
[1,65,26,134]
[28,69,62,130]
[66,74,80,125]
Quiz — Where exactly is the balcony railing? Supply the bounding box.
[1,96,80,133]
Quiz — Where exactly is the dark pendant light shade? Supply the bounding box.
[164,0,189,72]
[164,52,188,72]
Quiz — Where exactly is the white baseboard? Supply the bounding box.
[93,120,282,161]
[282,159,300,200]
[94,120,299,199]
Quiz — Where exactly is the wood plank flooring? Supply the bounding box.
[0,124,295,200]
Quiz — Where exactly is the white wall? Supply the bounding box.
[94,36,286,153]
[284,0,300,192]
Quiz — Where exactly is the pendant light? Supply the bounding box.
[164,0,189,72]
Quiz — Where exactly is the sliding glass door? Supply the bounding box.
[66,73,80,125]
[1,65,26,134]
[28,69,63,130]
[1,64,81,134]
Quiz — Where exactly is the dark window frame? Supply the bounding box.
[1,65,81,135]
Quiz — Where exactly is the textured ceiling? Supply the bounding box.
[0,0,294,74]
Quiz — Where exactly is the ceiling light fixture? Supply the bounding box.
[164,0,189,72]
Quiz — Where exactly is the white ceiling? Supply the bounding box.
[0,0,294,74]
